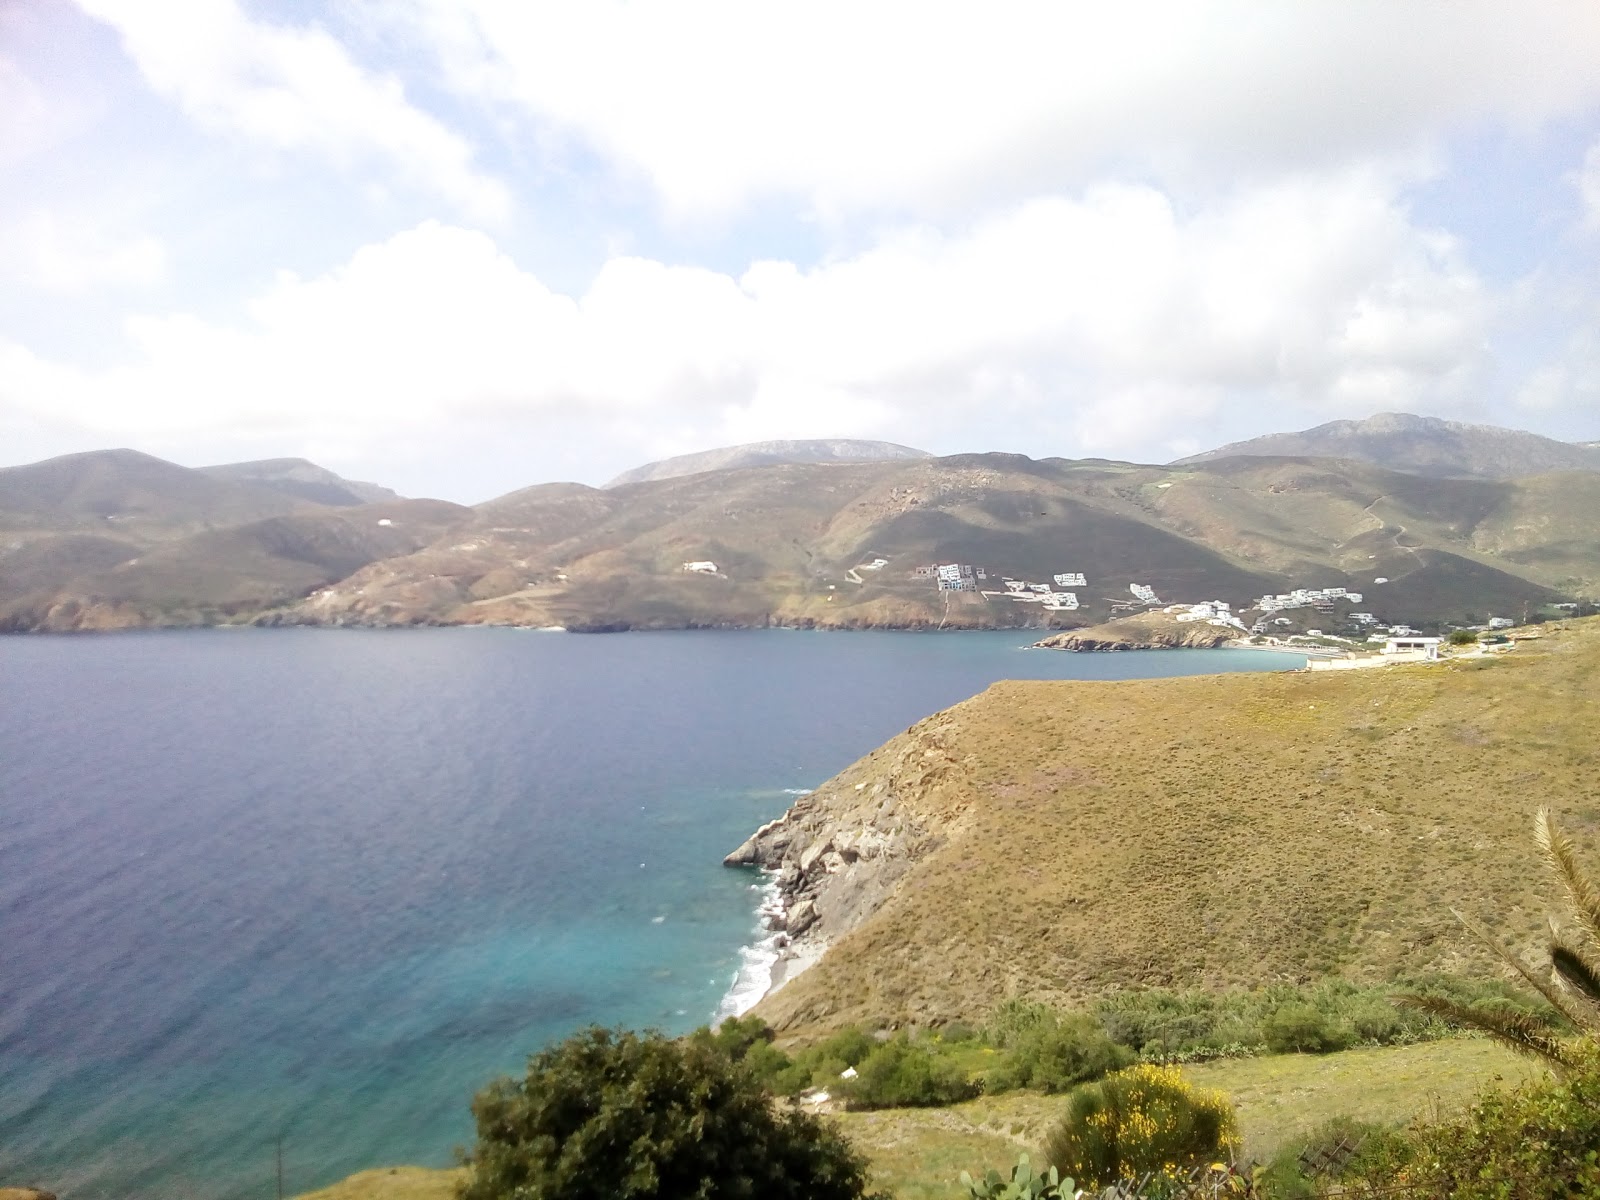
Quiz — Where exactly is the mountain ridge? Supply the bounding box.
[3,431,1597,634]
[1176,412,1600,479]
[604,438,931,488]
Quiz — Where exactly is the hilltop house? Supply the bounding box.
[683,561,718,574]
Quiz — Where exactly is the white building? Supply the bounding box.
[1488,617,1516,630]
[683,561,718,574]
[1383,636,1442,660]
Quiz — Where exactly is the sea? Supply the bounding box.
[0,628,1303,1199]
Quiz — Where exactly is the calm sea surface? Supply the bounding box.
[0,629,1301,1199]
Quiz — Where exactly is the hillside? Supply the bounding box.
[1179,412,1600,479]
[3,446,1598,633]
[0,450,473,631]
[729,618,1600,1036]
[271,453,1588,633]
[604,439,931,487]
[0,448,306,536]
[198,458,400,506]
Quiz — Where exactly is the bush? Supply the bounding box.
[1257,1116,1400,1198]
[1261,1003,1353,1054]
[843,1035,980,1110]
[460,1026,887,1200]
[988,1012,1132,1093]
[1043,1063,1241,1189]
[1371,1044,1600,1198]
[1448,628,1478,645]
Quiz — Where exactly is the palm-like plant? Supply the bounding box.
[1399,808,1600,1072]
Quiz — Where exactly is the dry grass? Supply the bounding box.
[755,619,1600,1034]
[290,1165,463,1200]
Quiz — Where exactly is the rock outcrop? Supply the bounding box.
[722,709,976,996]
[1033,612,1236,652]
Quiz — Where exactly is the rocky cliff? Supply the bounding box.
[723,708,977,997]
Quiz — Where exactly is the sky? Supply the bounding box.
[3,1,1600,503]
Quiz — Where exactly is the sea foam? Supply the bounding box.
[715,872,784,1019]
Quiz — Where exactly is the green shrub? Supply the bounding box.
[1448,628,1478,645]
[816,1026,876,1068]
[694,1014,776,1061]
[988,1012,1132,1093]
[1257,1116,1400,1198]
[1370,1044,1600,1197]
[1043,1063,1241,1188]
[1260,1003,1352,1054]
[460,1026,887,1200]
[843,1035,980,1110]
[986,999,1057,1048]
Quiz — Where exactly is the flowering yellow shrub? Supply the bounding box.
[1044,1062,1241,1188]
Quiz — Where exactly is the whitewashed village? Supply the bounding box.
[682,551,1541,662]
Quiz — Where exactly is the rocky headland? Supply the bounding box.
[1031,611,1236,651]
[722,708,976,1001]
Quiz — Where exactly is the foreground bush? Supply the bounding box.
[1369,1044,1600,1198]
[460,1026,887,1200]
[1043,1063,1240,1188]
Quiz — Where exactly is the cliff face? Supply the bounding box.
[723,708,978,997]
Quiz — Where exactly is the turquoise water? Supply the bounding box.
[0,629,1301,1198]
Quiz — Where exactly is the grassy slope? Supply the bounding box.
[754,620,1600,1034]
[290,1039,1537,1200]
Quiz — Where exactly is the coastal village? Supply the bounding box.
[681,550,1545,656]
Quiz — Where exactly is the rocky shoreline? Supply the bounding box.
[720,710,971,1013]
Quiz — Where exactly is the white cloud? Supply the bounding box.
[399,0,1600,220]
[1582,141,1600,230]
[0,170,1499,479]
[0,211,165,293]
[0,53,54,167]
[74,0,507,221]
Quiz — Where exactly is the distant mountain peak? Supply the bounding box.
[604,438,931,488]
[198,458,401,506]
[1178,412,1600,479]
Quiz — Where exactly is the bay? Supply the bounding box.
[0,628,1301,1199]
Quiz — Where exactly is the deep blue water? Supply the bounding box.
[0,629,1301,1199]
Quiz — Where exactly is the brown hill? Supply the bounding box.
[603,438,931,488]
[0,448,306,536]
[732,618,1600,1036]
[273,453,1584,633]
[197,458,401,506]
[1178,412,1600,479]
[3,449,1596,633]
[2,500,472,632]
